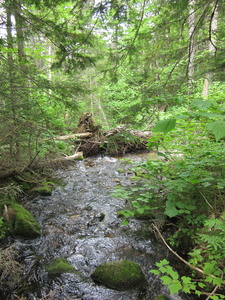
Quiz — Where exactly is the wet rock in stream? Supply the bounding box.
[1,154,194,300]
[91,260,147,291]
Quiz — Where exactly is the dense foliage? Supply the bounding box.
[0,0,225,298]
[115,94,225,298]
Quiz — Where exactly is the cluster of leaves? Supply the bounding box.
[118,138,225,224]
[150,256,225,299]
[150,213,225,299]
[116,141,225,297]
[114,91,225,298]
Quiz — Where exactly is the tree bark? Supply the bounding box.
[6,4,19,155]
[14,0,26,71]
[188,0,195,92]
[41,132,93,141]
[202,1,218,98]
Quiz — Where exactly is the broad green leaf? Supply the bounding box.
[182,286,191,293]
[153,119,176,134]
[156,259,169,267]
[165,205,179,218]
[160,275,172,285]
[203,261,216,274]
[181,276,192,284]
[212,277,223,286]
[137,207,145,214]
[169,281,182,294]
[206,121,225,141]
[132,200,141,208]
[198,282,205,288]
[191,99,212,109]
[165,207,179,218]
[170,269,179,280]
[195,290,202,296]
[210,296,219,300]
[149,269,160,275]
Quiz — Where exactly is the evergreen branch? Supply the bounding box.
[115,0,146,71]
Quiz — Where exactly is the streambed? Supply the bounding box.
[3,154,188,300]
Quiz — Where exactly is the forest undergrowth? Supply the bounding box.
[114,96,225,299]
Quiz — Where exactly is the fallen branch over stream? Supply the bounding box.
[51,152,83,161]
[42,132,93,141]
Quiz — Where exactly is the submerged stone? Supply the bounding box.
[46,258,75,275]
[91,260,146,291]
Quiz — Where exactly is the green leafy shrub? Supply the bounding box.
[114,120,225,298]
[150,213,225,299]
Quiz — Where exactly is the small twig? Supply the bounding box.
[151,223,225,281]
[206,285,219,300]
[151,223,205,275]
[198,190,213,210]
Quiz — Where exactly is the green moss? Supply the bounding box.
[91,260,146,291]
[30,181,54,196]
[153,295,169,300]
[0,217,6,239]
[10,203,41,238]
[0,200,41,238]
[46,258,75,275]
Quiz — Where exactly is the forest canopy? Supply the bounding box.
[0,0,224,167]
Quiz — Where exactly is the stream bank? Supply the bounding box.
[1,154,191,300]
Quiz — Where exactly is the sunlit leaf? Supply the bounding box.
[169,281,182,294]
[153,118,176,134]
[160,275,172,285]
[206,121,225,141]
[150,269,160,275]
[137,207,145,214]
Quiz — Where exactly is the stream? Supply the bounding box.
[3,154,189,300]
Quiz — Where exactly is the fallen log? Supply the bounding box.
[51,152,83,162]
[54,133,93,140]
[41,132,93,141]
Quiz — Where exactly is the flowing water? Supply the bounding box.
[2,154,189,300]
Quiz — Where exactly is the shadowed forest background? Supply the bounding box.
[1,0,225,298]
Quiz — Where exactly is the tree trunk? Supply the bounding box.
[6,4,19,155]
[202,1,218,98]
[48,43,53,95]
[14,0,27,76]
[188,0,195,92]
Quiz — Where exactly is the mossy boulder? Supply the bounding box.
[91,260,146,291]
[30,181,54,196]
[45,258,75,275]
[1,202,41,238]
